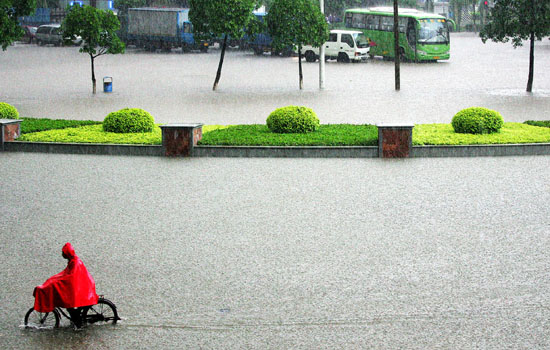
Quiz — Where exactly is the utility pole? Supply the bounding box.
[394,0,400,91]
[319,0,325,90]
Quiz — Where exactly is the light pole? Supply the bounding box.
[319,0,325,90]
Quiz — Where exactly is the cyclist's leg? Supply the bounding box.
[66,308,82,329]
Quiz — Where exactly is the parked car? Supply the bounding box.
[300,29,370,63]
[35,24,82,46]
[21,25,38,44]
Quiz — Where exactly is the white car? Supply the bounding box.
[300,29,370,63]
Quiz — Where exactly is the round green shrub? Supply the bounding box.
[452,107,503,134]
[103,108,155,133]
[266,106,320,133]
[0,102,19,119]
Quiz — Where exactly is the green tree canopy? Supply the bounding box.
[266,0,329,89]
[62,5,125,93]
[189,0,256,90]
[480,0,550,92]
[1,0,36,50]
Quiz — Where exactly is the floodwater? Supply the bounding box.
[1,32,550,349]
[1,154,549,349]
[1,32,550,124]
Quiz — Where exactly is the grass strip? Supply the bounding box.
[20,117,101,134]
[413,123,550,145]
[198,124,378,146]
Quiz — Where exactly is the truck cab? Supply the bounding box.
[300,29,370,63]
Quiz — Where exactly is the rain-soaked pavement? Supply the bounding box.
[1,33,550,349]
[1,154,549,349]
[1,32,550,124]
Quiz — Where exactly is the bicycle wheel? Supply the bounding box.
[83,299,119,325]
[24,308,60,329]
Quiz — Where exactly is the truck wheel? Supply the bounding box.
[305,51,316,62]
[337,53,350,63]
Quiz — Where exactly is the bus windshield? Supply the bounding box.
[418,18,448,44]
[353,33,369,48]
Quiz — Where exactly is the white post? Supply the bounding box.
[319,0,325,90]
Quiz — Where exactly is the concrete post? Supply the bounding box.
[160,123,203,157]
[1,119,22,151]
[377,124,414,158]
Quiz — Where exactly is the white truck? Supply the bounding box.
[300,29,370,63]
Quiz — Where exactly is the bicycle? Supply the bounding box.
[24,295,119,329]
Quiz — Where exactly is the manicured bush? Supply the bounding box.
[103,108,155,133]
[266,106,320,133]
[0,102,19,119]
[451,107,503,134]
[524,120,550,128]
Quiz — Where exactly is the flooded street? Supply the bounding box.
[1,31,550,349]
[1,154,550,349]
[1,32,550,124]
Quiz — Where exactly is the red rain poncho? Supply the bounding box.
[33,243,99,312]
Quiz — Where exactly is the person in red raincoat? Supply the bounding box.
[33,243,99,328]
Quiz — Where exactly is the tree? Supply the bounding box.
[1,0,36,50]
[62,5,125,94]
[267,0,328,90]
[480,0,550,92]
[189,0,256,91]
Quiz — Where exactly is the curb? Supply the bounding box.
[3,141,550,158]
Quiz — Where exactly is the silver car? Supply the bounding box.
[35,24,82,46]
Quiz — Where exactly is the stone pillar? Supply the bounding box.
[160,123,203,157]
[1,119,22,151]
[377,124,414,158]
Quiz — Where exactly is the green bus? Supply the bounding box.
[344,7,451,62]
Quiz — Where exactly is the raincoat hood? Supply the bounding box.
[62,242,76,259]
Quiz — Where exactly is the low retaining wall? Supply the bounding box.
[4,141,550,158]
[3,141,163,157]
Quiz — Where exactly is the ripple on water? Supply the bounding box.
[487,89,550,98]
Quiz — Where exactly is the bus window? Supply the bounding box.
[398,17,408,33]
[418,18,449,44]
[381,16,393,32]
[366,15,379,30]
[345,12,353,27]
[352,13,366,29]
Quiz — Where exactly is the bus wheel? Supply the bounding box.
[337,53,350,63]
[305,51,316,62]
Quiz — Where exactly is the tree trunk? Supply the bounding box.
[472,2,477,33]
[298,44,303,90]
[213,34,228,91]
[394,0,400,91]
[527,31,534,92]
[91,54,96,94]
